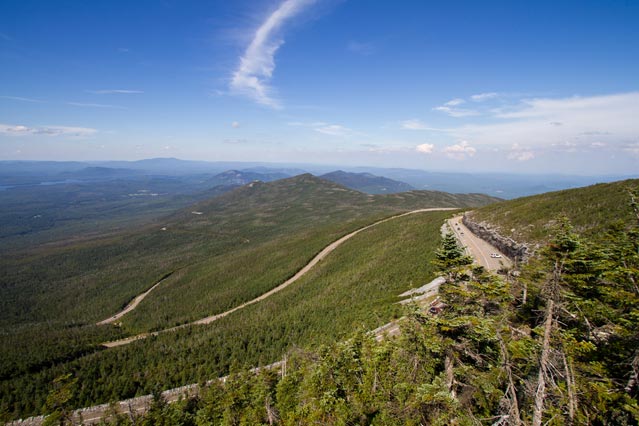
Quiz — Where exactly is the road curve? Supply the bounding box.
[97,273,173,325]
[103,208,457,348]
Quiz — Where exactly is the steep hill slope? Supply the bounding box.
[92,178,639,425]
[468,178,639,246]
[320,170,414,194]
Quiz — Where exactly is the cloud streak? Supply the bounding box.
[86,89,143,94]
[0,123,97,137]
[230,0,314,108]
[0,95,46,103]
[67,102,126,109]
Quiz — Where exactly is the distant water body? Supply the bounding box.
[0,179,83,191]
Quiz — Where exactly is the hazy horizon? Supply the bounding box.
[1,1,638,174]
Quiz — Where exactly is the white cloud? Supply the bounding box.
[416,143,435,154]
[433,105,480,117]
[401,119,428,130]
[315,124,352,136]
[0,123,97,137]
[230,0,314,108]
[443,140,476,159]
[471,92,499,102]
[86,89,143,94]
[445,98,465,106]
[450,92,639,151]
[231,121,240,128]
[0,95,45,103]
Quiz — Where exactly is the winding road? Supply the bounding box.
[96,273,173,325]
[102,208,457,348]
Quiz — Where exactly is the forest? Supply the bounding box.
[72,188,639,425]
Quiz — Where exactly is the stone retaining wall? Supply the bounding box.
[462,212,530,262]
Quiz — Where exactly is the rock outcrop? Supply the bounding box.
[462,212,530,262]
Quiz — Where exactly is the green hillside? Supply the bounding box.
[98,179,639,425]
[0,175,497,420]
[469,178,639,246]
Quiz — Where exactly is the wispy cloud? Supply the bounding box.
[0,95,46,103]
[449,92,639,153]
[230,0,315,108]
[444,98,465,106]
[507,143,535,161]
[347,40,375,56]
[433,105,480,117]
[86,89,143,94]
[401,119,428,130]
[231,121,240,128]
[0,123,97,137]
[470,92,499,102]
[400,119,449,131]
[288,120,356,137]
[315,124,352,136]
[443,140,476,159]
[67,102,126,109]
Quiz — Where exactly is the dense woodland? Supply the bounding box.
[75,189,638,425]
[2,178,638,423]
[1,187,464,420]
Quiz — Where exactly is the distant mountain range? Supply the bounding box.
[1,158,636,198]
[320,170,414,194]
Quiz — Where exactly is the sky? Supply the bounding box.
[1,0,638,175]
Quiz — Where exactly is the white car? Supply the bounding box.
[490,253,502,258]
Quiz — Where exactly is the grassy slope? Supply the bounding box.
[469,178,639,245]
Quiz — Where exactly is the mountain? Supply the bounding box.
[320,170,414,194]
[0,174,498,420]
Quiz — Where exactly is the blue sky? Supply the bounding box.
[1,0,638,174]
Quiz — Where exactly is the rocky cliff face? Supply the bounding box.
[462,212,530,262]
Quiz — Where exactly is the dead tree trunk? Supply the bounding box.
[445,352,456,399]
[561,349,577,424]
[625,351,639,395]
[532,299,554,426]
[499,334,521,425]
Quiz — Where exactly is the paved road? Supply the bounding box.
[447,215,511,271]
[103,208,457,348]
